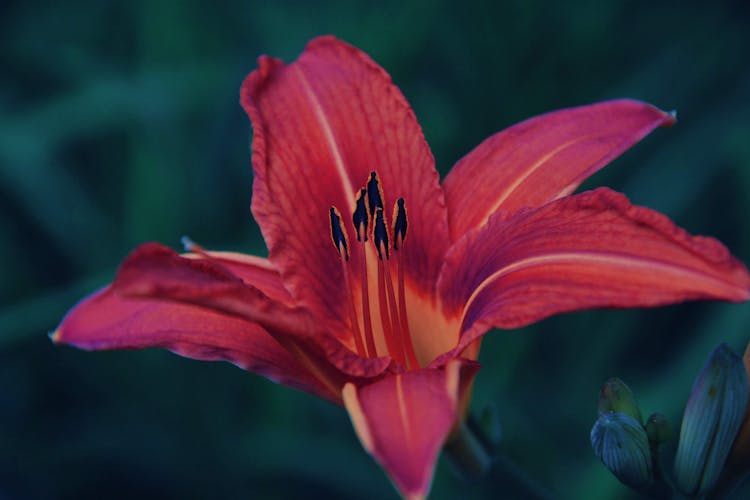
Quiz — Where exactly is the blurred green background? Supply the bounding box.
[2,0,750,498]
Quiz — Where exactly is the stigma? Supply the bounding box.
[329,172,419,369]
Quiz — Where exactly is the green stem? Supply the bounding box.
[443,420,556,500]
[444,421,492,478]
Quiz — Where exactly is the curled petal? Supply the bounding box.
[241,35,450,336]
[342,360,479,500]
[438,188,750,352]
[53,286,338,402]
[183,250,294,305]
[114,243,394,383]
[442,99,675,240]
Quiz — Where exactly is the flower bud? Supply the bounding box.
[720,341,750,492]
[598,377,643,424]
[673,343,749,497]
[591,411,653,488]
[645,412,672,445]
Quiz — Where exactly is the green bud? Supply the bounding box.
[645,412,672,445]
[673,343,749,497]
[591,411,653,488]
[598,377,643,424]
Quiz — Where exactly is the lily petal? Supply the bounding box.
[240,35,450,335]
[53,286,338,402]
[342,359,480,500]
[115,243,393,382]
[184,250,294,305]
[442,99,675,240]
[438,188,750,352]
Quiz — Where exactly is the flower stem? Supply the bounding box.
[444,420,493,478]
[444,419,555,500]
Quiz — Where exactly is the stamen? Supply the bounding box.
[330,173,420,368]
[366,171,385,218]
[392,198,419,368]
[353,187,376,357]
[376,255,403,365]
[359,243,377,357]
[373,207,390,261]
[329,206,365,356]
[329,207,350,261]
[353,188,369,242]
[392,198,407,250]
[382,256,413,367]
[374,203,417,369]
[367,205,399,361]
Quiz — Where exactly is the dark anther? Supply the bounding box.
[373,207,390,260]
[353,188,369,242]
[392,198,407,250]
[329,206,349,261]
[366,171,384,216]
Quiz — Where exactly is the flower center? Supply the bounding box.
[329,171,420,370]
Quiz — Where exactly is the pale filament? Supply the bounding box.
[329,172,419,369]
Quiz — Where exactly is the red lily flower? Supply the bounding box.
[54,36,750,499]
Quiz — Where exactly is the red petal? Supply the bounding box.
[184,251,294,305]
[342,360,480,500]
[438,188,750,352]
[442,99,675,240]
[53,286,339,402]
[241,36,450,334]
[115,243,392,381]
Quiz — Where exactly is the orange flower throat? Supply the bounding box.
[329,172,420,370]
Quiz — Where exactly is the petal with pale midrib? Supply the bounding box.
[437,188,750,353]
[241,36,451,337]
[114,243,393,382]
[53,286,339,402]
[442,99,675,240]
[343,360,479,500]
